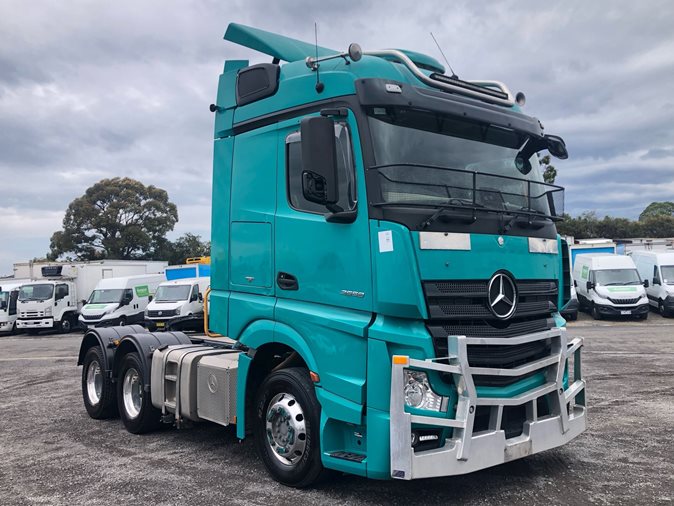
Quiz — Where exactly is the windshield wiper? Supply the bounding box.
[420,201,482,229]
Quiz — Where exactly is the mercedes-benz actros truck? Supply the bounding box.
[76,23,586,488]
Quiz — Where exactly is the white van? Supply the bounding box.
[0,280,28,334]
[573,254,649,320]
[632,251,674,316]
[145,277,209,331]
[78,274,164,328]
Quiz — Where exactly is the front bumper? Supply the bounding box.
[17,317,54,329]
[390,328,586,479]
[595,303,649,317]
[0,320,14,332]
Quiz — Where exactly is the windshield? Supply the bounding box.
[154,285,191,302]
[367,108,563,217]
[18,284,54,301]
[661,266,674,285]
[88,289,123,304]
[595,269,642,286]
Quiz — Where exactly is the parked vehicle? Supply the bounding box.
[78,274,165,328]
[632,251,674,316]
[573,254,649,320]
[0,279,28,334]
[76,23,585,488]
[144,277,209,331]
[17,261,166,333]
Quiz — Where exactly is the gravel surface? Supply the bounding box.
[1,316,673,505]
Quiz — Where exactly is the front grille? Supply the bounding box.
[608,297,640,305]
[20,311,45,318]
[82,313,105,320]
[424,278,557,387]
[147,310,174,318]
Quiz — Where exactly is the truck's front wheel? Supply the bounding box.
[82,346,117,419]
[117,352,161,434]
[254,367,324,488]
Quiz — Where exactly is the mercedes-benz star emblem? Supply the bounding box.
[488,273,517,319]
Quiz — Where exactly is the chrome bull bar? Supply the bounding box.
[390,328,586,480]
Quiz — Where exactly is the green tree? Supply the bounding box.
[639,201,674,221]
[539,154,557,184]
[48,177,178,260]
[154,233,211,265]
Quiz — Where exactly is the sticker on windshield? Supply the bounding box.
[378,230,394,253]
[135,285,150,297]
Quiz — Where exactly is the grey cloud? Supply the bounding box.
[1,0,674,273]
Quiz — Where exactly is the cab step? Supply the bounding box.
[328,451,366,463]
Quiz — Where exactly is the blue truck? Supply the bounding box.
[77,23,586,487]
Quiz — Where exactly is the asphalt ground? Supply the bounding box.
[1,313,673,505]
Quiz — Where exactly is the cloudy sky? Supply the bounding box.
[1,0,673,275]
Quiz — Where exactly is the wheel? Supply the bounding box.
[59,315,74,333]
[636,313,648,321]
[567,311,578,322]
[82,346,117,419]
[591,304,602,320]
[254,367,325,488]
[659,301,668,317]
[117,352,161,434]
[118,316,127,326]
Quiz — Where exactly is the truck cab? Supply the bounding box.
[0,280,25,334]
[77,24,586,488]
[17,280,78,333]
[144,277,208,331]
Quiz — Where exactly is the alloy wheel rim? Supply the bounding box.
[265,392,307,466]
[86,360,103,405]
[122,367,142,419]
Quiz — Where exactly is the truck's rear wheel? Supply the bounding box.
[117,352,161,434]
[254,367,324,488]
[82,346,117,419]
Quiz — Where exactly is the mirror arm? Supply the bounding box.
[325,209,358,224]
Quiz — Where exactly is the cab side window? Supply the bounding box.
[55,284,69,300]
[123,289,133,300]
[286,122,356,214]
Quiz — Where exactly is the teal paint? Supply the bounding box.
[236,352,253,439]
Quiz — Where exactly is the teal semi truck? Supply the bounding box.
[77,24,586,487]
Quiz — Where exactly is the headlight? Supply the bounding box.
[403,370,445,412]
[44,307,52,316]
[174,308,182,316]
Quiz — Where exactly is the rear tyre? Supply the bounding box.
[82,346,117,419]
[567,311,578,322]
[591,304,602,320]
[253,367,325,488]
[117,352,161,434]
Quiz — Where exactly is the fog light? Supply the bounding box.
[403,370,445,412]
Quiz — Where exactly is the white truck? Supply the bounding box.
[0,279,28,334]
[573,253,649,320]
[79,274,165,328]
[632,251,674,316]
[144,277,209,331]
[16,261,167,334]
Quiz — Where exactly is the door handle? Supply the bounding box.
[277,272,299,291]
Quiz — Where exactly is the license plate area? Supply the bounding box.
[620,310,631,315]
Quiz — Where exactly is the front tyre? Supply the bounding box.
[117,352,161,434]
[591,303,602,320]
[254,367,324,488]
[82,346,117,419]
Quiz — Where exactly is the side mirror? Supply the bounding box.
[81,299,87,305]
[586,281,594,291]
[545,135,568,160]
[198,293,203,302]
[643,279,650,288]
[573,280,578,287]
[300,116,338,207]
[653,278,661,286]
[148,295,153,302]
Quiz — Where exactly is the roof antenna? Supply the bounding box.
[430,32,458,79]
[314,22,324,93]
